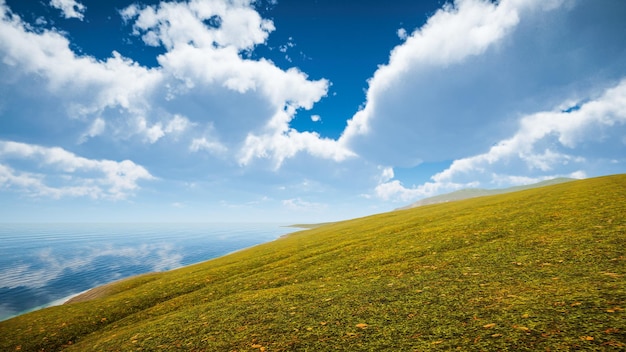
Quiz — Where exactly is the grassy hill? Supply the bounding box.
[1,174,625,351]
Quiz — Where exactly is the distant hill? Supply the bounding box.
[397,177,575,210]
[1,174,624,351]
[286,222,336,229]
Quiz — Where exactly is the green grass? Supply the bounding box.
[2,174,625,351]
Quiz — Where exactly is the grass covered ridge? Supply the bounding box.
[1,174,625,351]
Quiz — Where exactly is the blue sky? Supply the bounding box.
[1,0,625,223]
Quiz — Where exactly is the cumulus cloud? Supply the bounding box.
[373,164,466,202]
[318,0,626,204]
[0,0,354,174]
[239,125,355,168]
[432,79,626,185]
[0,4,164,143]
[121,0,352,165]
[376,79,626,202]
[0,9,159,107]
[339,0,626,168]
[0,140,154,199]
[375,179,465,202]
[134,114,193,144]
[121,0,275,51]
[340,0,528,147]
[1,0,624,215]
[49,0,86,20]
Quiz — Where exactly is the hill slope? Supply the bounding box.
[398,177,574,210]
[1,175,625,351]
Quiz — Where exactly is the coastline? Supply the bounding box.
[0,223,299,321]
[0,291,89,322]
[64,227,303,305]
[64,274,156,304]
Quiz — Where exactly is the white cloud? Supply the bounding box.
[0,5,164,142]
[375,78,626,203]
[0,27,157,105]
[188,121,228,155]
[397,28,407,40]
[336,0,626,169]
[282,197,325,211]
[239,125,355,168]
[432,79,626,185]
[189,137,228,155]
[122,0,354,166]
[1,0,625,217]
[0,0,354,171]
[122,0,275,51]
[340,0,528,143]
[326,0,626,206]
[134,116,164,144]
[134,114,192,144]
[79,117,106,144]
[49,0,86,20]
[378,166,394,183]
[0,140,154,199]
[165,114,192,134]
[375,179,465,202]
[0,164,46,190]
[373,165,470,202]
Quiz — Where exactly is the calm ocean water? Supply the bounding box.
[0,223,295,321]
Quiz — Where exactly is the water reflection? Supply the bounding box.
[0,223,293,321]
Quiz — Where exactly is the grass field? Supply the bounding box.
[1,174,624,351]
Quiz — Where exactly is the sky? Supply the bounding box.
[0,0,625,223]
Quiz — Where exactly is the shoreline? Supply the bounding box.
[0,290,89,322]
[0,223,301,321]
[64,227,304,305]
[64,274,153,304]
[64,271,170,305]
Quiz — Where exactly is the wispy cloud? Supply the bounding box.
[282,198,326,211]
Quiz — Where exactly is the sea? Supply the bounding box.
[0,223,296,322]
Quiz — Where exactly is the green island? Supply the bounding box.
[1,174,624,351]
